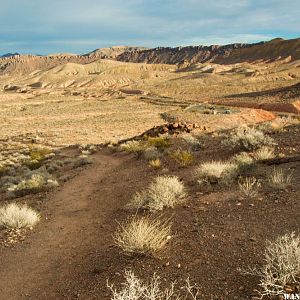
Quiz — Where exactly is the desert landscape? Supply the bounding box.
[0,35,300,300]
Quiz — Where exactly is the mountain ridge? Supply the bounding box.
[1,37,300,75]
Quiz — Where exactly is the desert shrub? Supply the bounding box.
[248,233,300,298]
[114,216,171,255]
[223,125,273,151]
[81,150,91,156]
[253,146,275,161]
[79,144,97,154]
[259,120,285,134]
[149,159,161,169]
[6,171,59,196]
[0,165,9,177]
[71,156,93,168]
[120,140,146,153]
[160,112,178,123]
[183,135,202,151]
[232,152,255,174]
[146,136,170,149]
[196,161,238,185]
[238,177,261,199]
[45,160,64,173]
[0,203,40,229]
[120,138,169,157]
[143,147,161,161]
[24,147,53,169]
[268,168,293,190]
[128,176,185,211]
[108,270,200,300]
[29,148,52,161]
[170,150,194,167]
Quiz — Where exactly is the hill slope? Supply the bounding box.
[117,38,300,64]
[0,47,145,75]
[6,59,175,90]
[1,38,300,76]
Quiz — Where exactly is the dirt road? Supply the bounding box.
[0,151,140,299]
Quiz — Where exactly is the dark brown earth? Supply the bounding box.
[0,124,299,300]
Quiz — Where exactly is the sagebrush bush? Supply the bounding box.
[114,216,171,255]
[24,147,53,169]
[146,136,170,149]
[183,135,202,151]
[71,156,93,168]
[170,150,194,167]
[120,140,146,153]
[232,152,255,174]
[254,146,275,161]
[223,125,273,151]
[196,161,238,184]
[0,203,40,229]
[143,147,161,161]
[128,176,185,211]
[6,171,59,196]
[268,168,293,190]
[248,233,300,298]
[29,148,52,161]
[259,119,285,134]
[108,270,200,300]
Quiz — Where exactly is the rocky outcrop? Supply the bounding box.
[116,38,300,65]
[141,122,203,137]
[116,43,257,64]
[84,46,147,59]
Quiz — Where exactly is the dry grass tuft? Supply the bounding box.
[0,203,40,229]
[114,216,172,255]
[247,233,300,298]
[268,168,293,190]
[238,177,261,199]
[223,125,273,151]
[129,175,185,211]
[149,158,162,169]
[170,149,194,167]
[196,161,238,184]
[253,146,275,161]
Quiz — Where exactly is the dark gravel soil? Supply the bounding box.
[0,124,299,300]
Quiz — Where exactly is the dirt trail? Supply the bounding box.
[0,151,135,300]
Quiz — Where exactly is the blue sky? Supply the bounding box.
[0,0,299,55]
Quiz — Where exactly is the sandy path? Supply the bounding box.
[0,152,130,299]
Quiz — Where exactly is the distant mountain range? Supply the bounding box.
[0,37,299,75]
[0,52,20,58]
